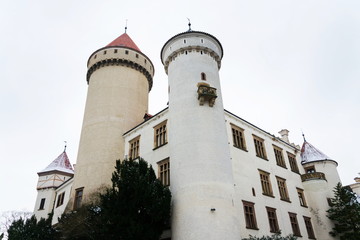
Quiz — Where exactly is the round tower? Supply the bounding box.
[71,33,154,205]
[161,29,241,240]
[300,140,340,240]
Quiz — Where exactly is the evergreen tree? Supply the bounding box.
[327,182,360,240]
[242,232,297,240]
[7,214,58,240]
[57,158,171,240]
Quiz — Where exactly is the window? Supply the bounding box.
[129,136,140,160]
[74,188,83,210]
[266,207,279,233]
[184,39,186,43]
[114,49,118,53]
[158,158,170,186]
[201,39,204,43]
[304,216,316,239]
[154,121,167,149]
[289,212,301,237]
[259,170,273,197]
[201,72,206,80]
[103,50,107,55]
[56,192,65,207]
[125,50,129,55]
[232,124,246,150]
[297,188,307,207]
[276,176,290,202]
[287,152,299,173]
[94,54,97,59]
[273,146,286,168]
[242,201,258,229]
[253,135,267,159]
[136,53,139,58]
[39,198,46,210]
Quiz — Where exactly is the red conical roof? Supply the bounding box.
[38,151,74,175]
[106,33,141,52]
[300,141,333,163]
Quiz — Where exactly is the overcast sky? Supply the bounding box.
[1,0,359,214]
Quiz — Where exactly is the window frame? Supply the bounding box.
[266,207,280,233]
[242,200,258,230]
[74,188,84,210]
[289,212,302,237]
[153,120,167,150]
[56,192,65,208]
[303,216,316,239]
[253,135,267,160]
[273,145,286,168]
[287,152,299,173]
[39,198,46,210]
[158,158,170,186]
[297,188,307,207]
[129,135,140,160]
[259,170,274,197]
[231,124,247,151]
[276,176,290,202]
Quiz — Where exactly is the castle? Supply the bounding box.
[33,27,359,240]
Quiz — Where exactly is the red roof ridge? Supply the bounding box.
[106,33,141,52]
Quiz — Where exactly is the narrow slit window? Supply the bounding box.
[201,72,206,81]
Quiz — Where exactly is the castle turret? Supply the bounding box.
[300,140,340,240]
[70,32,154,207]
[34,150,74,220]
[161,28,241,240]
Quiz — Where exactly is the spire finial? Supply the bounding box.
[125,19,128,33]
[302,131,306,142]
[64,141,67,152]
[187,18,191,31]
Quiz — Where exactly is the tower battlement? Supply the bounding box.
[161,31,223,74]
[87,46,154,91]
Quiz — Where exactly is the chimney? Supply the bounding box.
[278,129,290,143]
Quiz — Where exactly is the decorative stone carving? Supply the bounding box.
[197,83,217,107]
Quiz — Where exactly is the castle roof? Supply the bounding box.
[38,151,74,175]
[300,140,333,163]
[106,33,141,52]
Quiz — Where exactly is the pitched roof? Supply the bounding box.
[38,151,74,175]
[300,141,333,163]
[106,33,141,52]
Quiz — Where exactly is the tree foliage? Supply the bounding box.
[242,232,297,240]
[58,158,171,240]
[327,182,360,240]
[7,214,58,240]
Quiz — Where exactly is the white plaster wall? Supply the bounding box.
[163,32,241,240]
[37,173,72,189]
[33,188,56,221]
[52,178,73,225]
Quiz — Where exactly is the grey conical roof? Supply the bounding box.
[300,141,333,163]
[38,151,74,175]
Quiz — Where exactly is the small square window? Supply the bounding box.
[114,49,118,53]
[125,50,129,55]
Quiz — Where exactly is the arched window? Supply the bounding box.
[201,72,206,81]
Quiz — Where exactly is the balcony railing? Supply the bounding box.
[301,172,327,182]
[197,84,217,107]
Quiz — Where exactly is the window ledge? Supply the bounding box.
[153,142,168,151]
[233,145,248,152]
[256,155,268,161]
[280,198,291,203]
[246,227,259,230]
[300,205,308,208]
[277,164,287,169]
[262,193,275,198]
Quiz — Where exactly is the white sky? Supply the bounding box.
[1,0,359,213]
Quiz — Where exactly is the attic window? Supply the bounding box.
[201,72,206,81]
[144,59,147,64]
[136,54,139,58]
[184,39,186,43]
[94,54,97,59]
[103,50,107,55]
[114,49,118,53]
[125,50,129,55]
[201,39,204,43]
[305,166,316,173]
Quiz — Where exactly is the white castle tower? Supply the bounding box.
[69,32,154,207]
[161,27,241,240]
[34,150,74,220]
[300,139,341,240]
